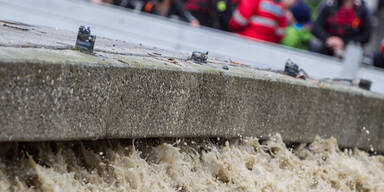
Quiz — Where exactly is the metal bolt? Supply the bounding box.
[191,51,208,64]
[284,59,299,77]
[75,25,96,53]
[284,59,308,79]
[358,79,372,90]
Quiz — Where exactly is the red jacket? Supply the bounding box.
[229,0,287,43]
[184,0,212,13]
[381,40,384,54]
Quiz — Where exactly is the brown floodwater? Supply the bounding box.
[0,134,383,192]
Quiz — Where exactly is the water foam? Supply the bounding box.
[1,134,383,192]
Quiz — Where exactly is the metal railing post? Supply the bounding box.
[340,43,363,80]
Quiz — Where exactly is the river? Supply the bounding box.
[0,134,383,191]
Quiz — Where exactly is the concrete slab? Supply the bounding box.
[2,0,384,95]
[1,22,384,152]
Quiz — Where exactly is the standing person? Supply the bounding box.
[158,0,200,26]
[309,0,372,57]
[215,0,240,30]
[228,0,296,43]
[373,40,384,68]
[281,1,312,49]
[184,0,217,27]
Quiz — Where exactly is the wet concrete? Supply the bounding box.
[1,21,384,152]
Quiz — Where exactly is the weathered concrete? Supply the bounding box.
[1,21,384,151]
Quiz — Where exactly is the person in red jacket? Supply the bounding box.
[381,41,384,56]
[373,40,384,69]
[229,0,296,43]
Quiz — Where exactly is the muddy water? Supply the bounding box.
[0,134,383,192]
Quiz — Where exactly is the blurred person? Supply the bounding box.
[309,0,372,57]
[228,0,296,43]
[110,0,200,26]
[164,0,237,29]
[215,0,240,30]
[110,0,159,13]
[373,40,384,68]
[158,0,201,26]
[281,1,312,49]
[184,0,217,26]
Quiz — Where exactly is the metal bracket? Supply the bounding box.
[191,51,208,64]
[75,25,96,54]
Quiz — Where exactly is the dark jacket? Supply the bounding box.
[169,0,197,22]
[311,0,372,45]
[184,0,218,27]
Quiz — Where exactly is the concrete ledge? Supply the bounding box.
[1,23,384,151]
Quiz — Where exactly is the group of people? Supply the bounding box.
[93,0,384,65]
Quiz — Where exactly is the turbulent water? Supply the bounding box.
[0,134,384,192]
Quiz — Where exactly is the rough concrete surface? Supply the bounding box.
[1,21,384,151]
